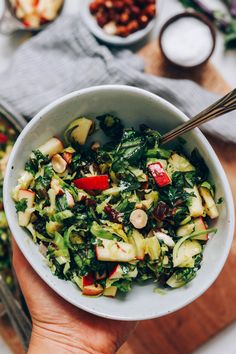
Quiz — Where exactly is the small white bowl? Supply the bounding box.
[81,0,157,46]
[4,85,234,321]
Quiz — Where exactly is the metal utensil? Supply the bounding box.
[161,89,236,144]
[0,275,32,352]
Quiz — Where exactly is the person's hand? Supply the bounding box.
[12,239,137,354]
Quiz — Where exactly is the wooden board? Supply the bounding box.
[119,43,235,354]
[0,42,234,354]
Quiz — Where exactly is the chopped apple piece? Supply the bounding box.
[192,217,208,241]
[185,185,204,217]
[109,265,123,279]
[130,230,146,260]
[23,13,40,27]
[82,274,94,287]
[199,187,219,219]
[51,178,63,195]
[96,239,136,262]
[68,118,94,145]
[38,137,64,158]
[65,190,75,208]
[18,189,35,227]
[17,171,34,190]
[176,222,195,237]
[103,286,117,297]
[145,236,161,261]
[82,284,103,296]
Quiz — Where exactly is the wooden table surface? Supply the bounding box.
[0,42,235,354]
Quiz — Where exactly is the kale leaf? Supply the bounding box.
[116,129,145,164]
[190,149,209,181]
[112,279,132,293]
[140,124,161,148]
[25,150,50,176]
[15,199,27,213]
[97,114,124,139]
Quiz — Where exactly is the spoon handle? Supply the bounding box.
[161,88,236,144]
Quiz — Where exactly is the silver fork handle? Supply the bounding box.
[161,89,236,144]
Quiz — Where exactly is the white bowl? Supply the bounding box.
[4,85,234,321]
[81,0,157,46]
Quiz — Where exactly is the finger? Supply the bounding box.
[11,236,70,312]
[12,237,33,280]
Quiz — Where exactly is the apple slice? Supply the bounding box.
[199,187,219,219]
[176,222,195,237]
[38,137,64,158]
[109,265,123,279]
[51,178,64,195]
[82,274,94,287]
[103,286,117,298]
[96,239,136,262]
[130,230,146,260]
[145,236,161,261]
[18,189,35,227]
[185,185,204,218]
[82,284,103,296]
[65,190,75,208]
[69,118,94,145]
[192,217,208,241]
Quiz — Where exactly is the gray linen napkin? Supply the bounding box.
[0,16,235,142]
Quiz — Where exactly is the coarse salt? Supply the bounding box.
[161,17,214,67]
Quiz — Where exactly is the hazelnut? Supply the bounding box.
[130,209,148,229]
[51,154,67,174]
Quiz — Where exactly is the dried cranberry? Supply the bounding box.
[80,196,97,209]
[86,198,97,209]
[153,201,171,221]
[104,204,120,223]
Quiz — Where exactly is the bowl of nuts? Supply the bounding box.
[82,0,157,46]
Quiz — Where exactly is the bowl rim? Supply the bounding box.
[4,85,235,321]
[81,0,157,46]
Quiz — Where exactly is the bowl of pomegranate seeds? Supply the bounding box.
[83,0,157,45]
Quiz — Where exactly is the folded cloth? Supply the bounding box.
[0,16,235,142]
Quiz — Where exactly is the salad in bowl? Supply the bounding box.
[12,114,219,298]
[4,86,233,320]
